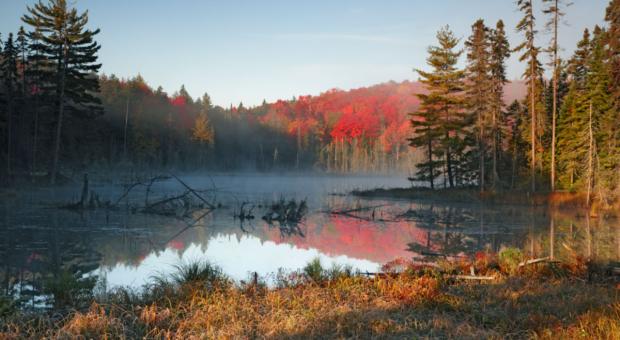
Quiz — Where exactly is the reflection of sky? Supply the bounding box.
[99,234,379,289]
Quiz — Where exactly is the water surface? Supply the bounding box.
[2,173,619,304]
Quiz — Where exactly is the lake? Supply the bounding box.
[2,173,619,305]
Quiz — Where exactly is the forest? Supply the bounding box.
[2,1,620,339]
[0,0,617,204]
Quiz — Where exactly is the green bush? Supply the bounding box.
[303,258,325,282]
[498,247,523,275]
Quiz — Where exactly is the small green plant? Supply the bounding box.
[326,264,354,280]
[0,294,16,317]
[171,261,227,288]
[498,247,523,275]
[303,257,325,282]
[44,271,97,309]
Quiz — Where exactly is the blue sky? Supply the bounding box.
[0,0,610,107]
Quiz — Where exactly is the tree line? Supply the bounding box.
[410,0,620,204]
[0,0,424,185]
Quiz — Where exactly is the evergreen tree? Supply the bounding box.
[557,30,591,189]
[408,111,442,189]
[606,0,620,110]
[543,0,571,191]
[515,0,545,192]
[465,19,492,191]
[22,0,102,184]
[16,27,28,97]
[587,26,616,199]
[26,22,47,175]
[489,20,511,189]
[1,33,18,176]
[504,100,526,189]
[412,26,466,189]
[605,1,620,198]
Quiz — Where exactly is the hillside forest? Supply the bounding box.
[0,0,619,206]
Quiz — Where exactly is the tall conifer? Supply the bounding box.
[515,0,544,192]
[465,19,492,191]
[22,0,102,184]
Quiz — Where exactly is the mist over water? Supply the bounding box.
[2,173,619,297]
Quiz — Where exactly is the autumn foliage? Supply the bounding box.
[260,81,424,172]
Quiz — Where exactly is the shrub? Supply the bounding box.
[303,257,325,282]
[170,261,227,288]
[498,247,523,275]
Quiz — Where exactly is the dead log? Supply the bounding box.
[171,174,215,210]
[518,257,551,267]
[451,275,496,281]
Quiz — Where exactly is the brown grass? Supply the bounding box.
[1,257,619,339]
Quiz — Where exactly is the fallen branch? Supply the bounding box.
[451,275,495,281]
[171,174,215,210]
[518,257,551,267]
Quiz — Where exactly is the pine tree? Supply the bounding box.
[606,0,620,110]
[26,22,47,175]
[543,0,571,192]
[557,30,591,189]
[409,112,442,189]
[16,27,28,97]
[412,26,466,189]
[1,33,18,176]
[605,0,620,197]
[515,0,545,192]
[22,0,102,184]
[504,101,526,189]
[587,26,616,199]
[465,19,492,192]
[489,20,511,190]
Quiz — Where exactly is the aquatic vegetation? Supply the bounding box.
[169,261,227,287]
[43,271,98,309]
[303,257,325,282]
[2,256,619,339]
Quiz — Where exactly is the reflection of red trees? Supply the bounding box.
[262,216,428,264]
[167,240,185,251]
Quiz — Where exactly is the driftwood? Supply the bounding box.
[171,174,215,210]
[61,173,217,221]
[234,202,255,220]
[328,204,397,222]
[451,275,495,281]
[518,257,552,267]
[61,173,114,210]
[262,198,307,225]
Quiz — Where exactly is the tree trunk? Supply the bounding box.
[586,101,593,206]
[492,105,499,190]
[428,128,434,189]
[550,0,559,192]
[530,10,537,193]
[478,111,484,192]
[123,98,129,161]
[6,99,13,177]
[31,104,39,179]
[50,40,68,185]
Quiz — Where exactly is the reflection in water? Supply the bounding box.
[100,234,379,287]
[2,174,620,306]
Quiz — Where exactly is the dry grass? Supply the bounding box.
[1,255,619,339]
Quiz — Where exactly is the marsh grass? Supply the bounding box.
[1,256,619,339]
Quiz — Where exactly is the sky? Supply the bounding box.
[0,0,611,107]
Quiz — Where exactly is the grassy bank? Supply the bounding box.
[1,252,619,339]
[352,187,608,210]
